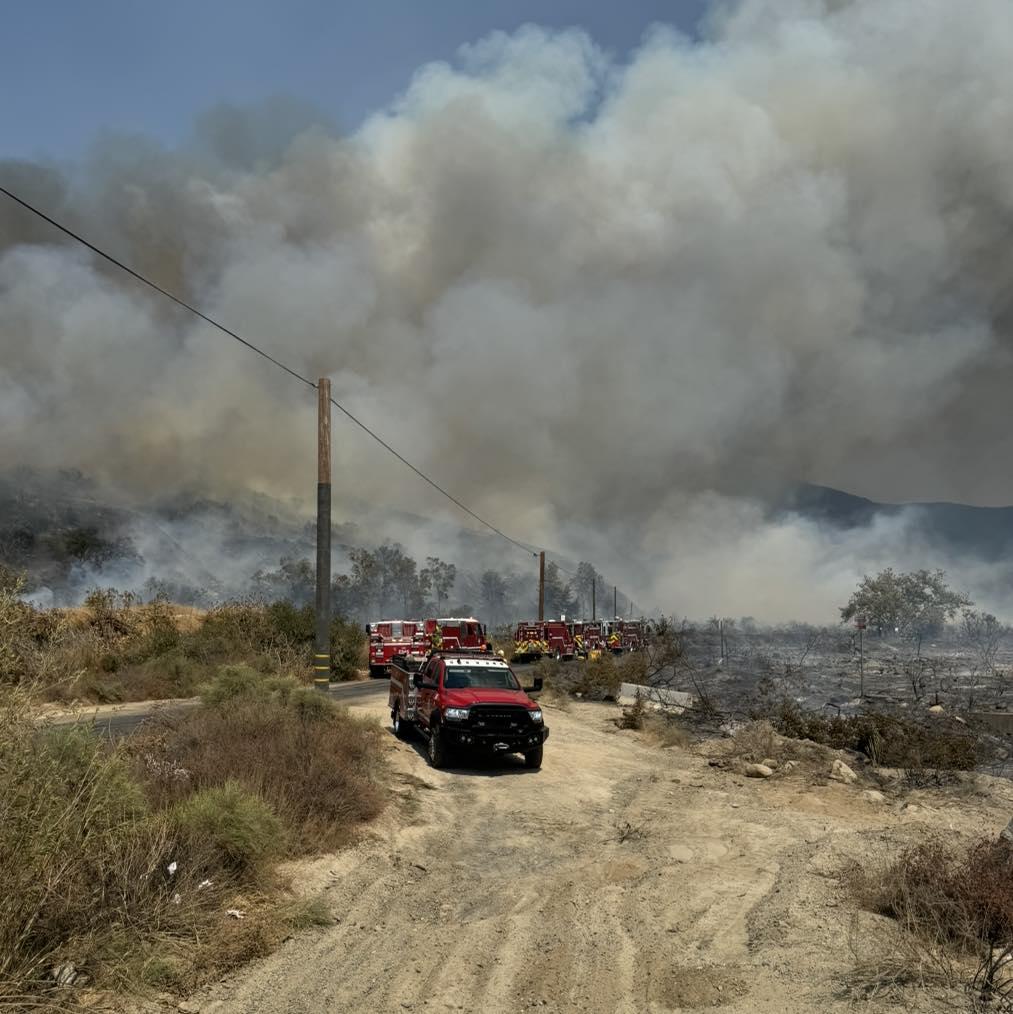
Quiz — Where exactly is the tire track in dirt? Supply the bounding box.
[191,700,1013,1014]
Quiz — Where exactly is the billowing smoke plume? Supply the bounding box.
[4,0,1013,620]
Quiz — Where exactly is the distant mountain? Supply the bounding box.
[0,468,538,606]
[6,466,1012,607]
[779,483,1013,560]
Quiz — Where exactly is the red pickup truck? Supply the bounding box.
[388,653,548,769]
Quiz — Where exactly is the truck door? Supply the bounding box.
[417,657,441,729]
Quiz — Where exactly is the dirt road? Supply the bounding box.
[192,697,1013,1014]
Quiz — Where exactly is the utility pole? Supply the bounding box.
[591,578,596,621]
[860,626,865,699]
[538,551,545,622]
[856,615,866,699]
[613,585,617,619]
[314,378,332,691]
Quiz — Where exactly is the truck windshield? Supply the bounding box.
[444,666,520,690]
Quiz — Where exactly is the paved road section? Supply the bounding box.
[46,662,540,738]
[51,678,393,739]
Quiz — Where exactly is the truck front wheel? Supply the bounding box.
[392,706,412,740]
[427,723,448,768]
[524,746,543,770]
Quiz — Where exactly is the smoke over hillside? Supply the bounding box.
[4,0,1013,619]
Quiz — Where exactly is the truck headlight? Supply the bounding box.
[445,707,470,721]
[529,709,543,723]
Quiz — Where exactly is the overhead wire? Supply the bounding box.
[0,183,536,560]
[0,184,318,391]
[0,183,640,602]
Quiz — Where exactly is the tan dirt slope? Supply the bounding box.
[190,698,1013,1014]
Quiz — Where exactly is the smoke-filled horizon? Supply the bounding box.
[4,0,1013,620]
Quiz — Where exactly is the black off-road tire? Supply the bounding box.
[524,745,543,770]
[427,722,447,768]
[392,707,412,740]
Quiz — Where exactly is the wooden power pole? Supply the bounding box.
[613,585,617,619]
[591,578,596,621]
[538,551,545,622]
[314,378,332,690]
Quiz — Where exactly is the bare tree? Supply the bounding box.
[962,609,1007,673]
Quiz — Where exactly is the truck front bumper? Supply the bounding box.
[442,725,549,753]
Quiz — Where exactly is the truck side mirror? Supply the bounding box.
[524,676,543,693]
[412,673,424,689]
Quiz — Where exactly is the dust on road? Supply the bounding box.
[191,696,1013,1014]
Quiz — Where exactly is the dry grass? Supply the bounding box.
[842,913,965,1005]
[2,589,368,704]
[543,653,625,701]
[764,699,979,772]
[850,835,1013,1008]
[856,837,1013,949]
[0,662,387,1007]
[642,715,692,749]
[137,668,387,855]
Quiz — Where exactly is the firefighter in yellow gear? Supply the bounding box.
[429,625,443,652]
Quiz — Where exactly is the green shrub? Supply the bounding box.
[330,616,366,680]
[286,686,339,722]
[200,664,275,707]
[171,782,284,874]
[575,653,623,700]
[267,601,314,646]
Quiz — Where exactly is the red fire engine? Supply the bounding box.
[621,620,646,652]
[603,619,646,653]
[569,620,605,657]
[424,617,489,653]
[512,621,575,662]
[365,620,422,678]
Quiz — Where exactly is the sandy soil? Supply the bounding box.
[36,696,199,724]
[186,697,1013,1014]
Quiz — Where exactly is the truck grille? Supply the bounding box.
[468,706,531,732]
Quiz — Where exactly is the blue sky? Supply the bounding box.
[2,0,710,160]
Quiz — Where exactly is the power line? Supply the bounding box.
[0,184,638,600]
[0,184,536,559]
[327,396,536,558]
[0,185,318,391]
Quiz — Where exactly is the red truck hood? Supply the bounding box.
[442,688,537,709]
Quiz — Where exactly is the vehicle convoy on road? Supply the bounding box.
[366,617,491,675]
[388,650,548,769]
